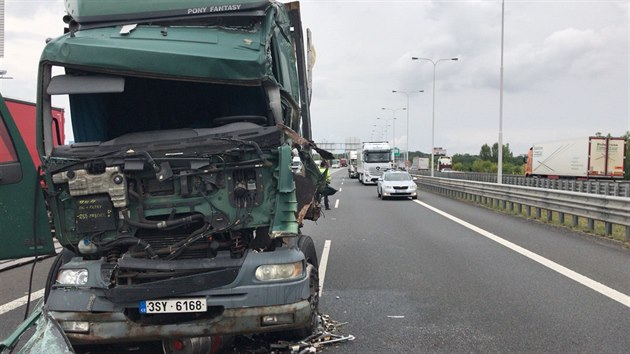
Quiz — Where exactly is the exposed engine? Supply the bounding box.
[50,156,280,286]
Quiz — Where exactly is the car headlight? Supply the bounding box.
[255,262,303,281]
[57,269,89,285]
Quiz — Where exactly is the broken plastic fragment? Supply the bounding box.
[120,24,137,35]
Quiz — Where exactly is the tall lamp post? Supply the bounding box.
[376,117,395,145]
[381,107,406,165]
[411,57,458,176]
[392,90,423,167]
[372,123,390,140]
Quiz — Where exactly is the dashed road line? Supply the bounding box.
[319,240,332,297]
[0,289,45,316]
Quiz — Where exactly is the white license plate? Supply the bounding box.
[139,298,207,314]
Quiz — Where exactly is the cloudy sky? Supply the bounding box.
[1,0,628,155]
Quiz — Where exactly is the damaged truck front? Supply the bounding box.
[14,0,324,351]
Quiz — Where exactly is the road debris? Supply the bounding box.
[230,314,354,353]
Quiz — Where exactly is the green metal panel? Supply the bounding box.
[0,94,54,260]
[66,0,270,23]
[41,23,273,83]
[271,145,298,236]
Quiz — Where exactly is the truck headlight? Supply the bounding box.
[57,269,89,285]
[255,262,303,281]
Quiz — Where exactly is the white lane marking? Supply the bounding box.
[0,289,45,316]
[413,200,630,309]
[339,187,343,192]
[319,240,332,297]
[335,199,340,209]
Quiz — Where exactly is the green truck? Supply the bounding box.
[0,1,325,352]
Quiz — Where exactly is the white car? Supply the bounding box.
[377,170,418,200]
[291,156,303,173]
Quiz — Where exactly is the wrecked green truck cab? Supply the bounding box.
[3,0,326,351]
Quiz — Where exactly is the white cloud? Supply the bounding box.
[2,3,66,101]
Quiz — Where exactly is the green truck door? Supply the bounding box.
[0,94,54,260]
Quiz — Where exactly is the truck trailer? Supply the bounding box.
[357,142,392,184]
[525,137,626,179]
[411,157,429,170]
[0,1,326,352]
[4,98,65,168]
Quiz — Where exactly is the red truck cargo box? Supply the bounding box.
[5,98,65,168]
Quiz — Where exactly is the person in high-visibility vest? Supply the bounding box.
[318,160,331,210]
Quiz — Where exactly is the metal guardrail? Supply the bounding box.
[415,176,630,242]
[412,170,630,197]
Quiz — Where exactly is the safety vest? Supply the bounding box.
[319,167,331,183]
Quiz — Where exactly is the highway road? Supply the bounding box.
[1,167,629,352]
[303,168,630,352]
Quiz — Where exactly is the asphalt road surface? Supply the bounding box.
[302,168,630,353]
[1,167,629,352]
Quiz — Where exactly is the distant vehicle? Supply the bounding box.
[437,156,453,172]
[376,170,417,200]
[357,141,392,184]
[291,156,303,173]
[411,157,429,170]
[525,137,626,179]
[347,150,358,178]
[339,158,347,167]
[331,159,340,168]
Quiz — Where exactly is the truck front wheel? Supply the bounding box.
[290,235,319,339]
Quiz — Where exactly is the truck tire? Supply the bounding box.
[289,235,319,339]
[44,248,75,302]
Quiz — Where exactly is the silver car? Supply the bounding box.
[377,170,418,200]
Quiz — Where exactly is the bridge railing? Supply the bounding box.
[414,176,630,242]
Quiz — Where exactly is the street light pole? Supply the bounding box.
[498,0,505,184]
[376,117,395,145]
[381,107,406,166]
[392,90,423,168]
[411,57,458,177]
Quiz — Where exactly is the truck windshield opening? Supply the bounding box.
[55,71,269,143]
[365,151,390,163]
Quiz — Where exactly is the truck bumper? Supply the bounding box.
[50,300,312,344]
[46,248,314,344]
[364,174,379,184]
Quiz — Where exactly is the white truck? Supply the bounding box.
[347,150,358,178]
[411,157,429,170]
[357,142,392,184]
[437,156,453,172]
[525,137,626,179]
